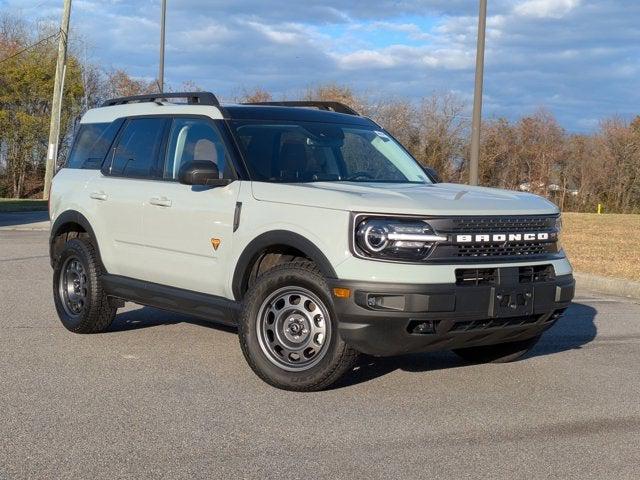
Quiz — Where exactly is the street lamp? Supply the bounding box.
[469,0,487,186]
[158,0,166,92]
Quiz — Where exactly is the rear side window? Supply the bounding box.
[67,122,121,169]
[108,118,167,178]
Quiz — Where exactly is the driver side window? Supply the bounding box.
[163,118,232,180]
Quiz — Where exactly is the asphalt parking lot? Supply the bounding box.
[1,226,639,479]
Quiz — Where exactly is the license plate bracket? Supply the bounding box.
[491,287,534,317]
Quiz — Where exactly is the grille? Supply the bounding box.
[455,268,497,286]
[519,264,555,283]
[456,242,550,258]
[447,216,556,233]
[450,315,540,332]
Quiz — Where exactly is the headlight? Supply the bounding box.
[555,214,563,251]
[354,217,447,261]
[555,215,563,233]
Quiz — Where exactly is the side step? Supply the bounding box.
[102,274,239,326]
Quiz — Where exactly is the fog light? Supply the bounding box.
[366,294,405,311]
[410,320,436,334]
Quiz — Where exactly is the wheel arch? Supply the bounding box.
[49,210,102,268]
[232,230,337,301]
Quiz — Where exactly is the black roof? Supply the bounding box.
[98,92,378,127]
[221,104,377,127]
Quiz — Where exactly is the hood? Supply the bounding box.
[251,181,559,216]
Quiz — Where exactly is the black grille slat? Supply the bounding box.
[519,265,556,283]
[409,215,561,262]
[447,216,556,233]
[450,315,539,332]
[456,242,551,258]
[455,268,497,286]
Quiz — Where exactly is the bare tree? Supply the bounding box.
[416,93,469,182]
[236,87,272,103]
[103,69,157,99]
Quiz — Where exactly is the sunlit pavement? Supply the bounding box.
[1,229,639,480]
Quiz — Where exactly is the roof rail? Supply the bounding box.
[101,91,220,107]
[243,101,360,116]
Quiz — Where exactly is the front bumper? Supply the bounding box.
[329,267,575,356]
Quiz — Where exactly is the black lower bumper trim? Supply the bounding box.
[329,271,574,356]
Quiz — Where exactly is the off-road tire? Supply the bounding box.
[52,238,116,333]
[238,260,358,391]
[453,334,542,364]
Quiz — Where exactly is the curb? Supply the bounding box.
[0,212,50,232]
[0,224,50,231]
[0,207,49,213]
[574,272,640,300]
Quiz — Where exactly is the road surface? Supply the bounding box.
[1,227,639,479]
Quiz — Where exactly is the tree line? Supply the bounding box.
[281,84,640,214]
[1,14,638,213]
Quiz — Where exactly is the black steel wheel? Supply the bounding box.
[52,238,116,333]
[238,261,358,391]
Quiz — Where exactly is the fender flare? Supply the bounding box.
[49,210,102,267]
[232,230,337,300]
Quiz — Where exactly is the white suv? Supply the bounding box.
[49,92,575,391]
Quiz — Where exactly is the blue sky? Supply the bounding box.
[3,0,640,131]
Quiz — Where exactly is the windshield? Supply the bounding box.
[230,120,431,184]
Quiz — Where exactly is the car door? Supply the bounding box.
[140,116,241,297]
[89,116,169,279]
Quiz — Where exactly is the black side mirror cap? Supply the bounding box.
[178,161,232,187]
[422,166,442,183]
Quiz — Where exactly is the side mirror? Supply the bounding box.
[178,161,232,187]
[422,166,442,183]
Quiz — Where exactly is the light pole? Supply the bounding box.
[158,0,166,92]
[469,0,487,186]
[43,0,72,200]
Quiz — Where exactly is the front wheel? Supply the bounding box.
[238,261,358,391]
[453,334,542,364]
[52,238,116,333]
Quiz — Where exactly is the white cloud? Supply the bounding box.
[514,0,581,19]
[334,50,398,69]
[243,21,309,45]
[4,0,638,131]
[334,44,474,71]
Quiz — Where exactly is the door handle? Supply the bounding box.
[90,191,108,201]
[149,196,172,207]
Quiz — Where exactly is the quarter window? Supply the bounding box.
[109,118,167,178]
[164,118,232,180]
[67,121,121,169]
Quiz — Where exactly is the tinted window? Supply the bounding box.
[341,132,407,181]
[164,118,233,180]
[67,122,121,169]
[109,118,167,178]
[231,121,429,183]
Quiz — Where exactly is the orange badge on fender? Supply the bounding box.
[211,238,221,251]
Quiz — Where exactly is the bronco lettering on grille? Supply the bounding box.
[455,232,550,243]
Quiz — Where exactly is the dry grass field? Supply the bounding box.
[562,212,640,281]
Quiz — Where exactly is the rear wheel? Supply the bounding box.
[52,238,116,333]
[238,261,358,391]
[453,334,542,363]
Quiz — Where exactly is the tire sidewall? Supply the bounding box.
[52,239,100,332]
[239,265,349,390]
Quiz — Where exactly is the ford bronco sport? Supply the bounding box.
[49,92,575,391]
